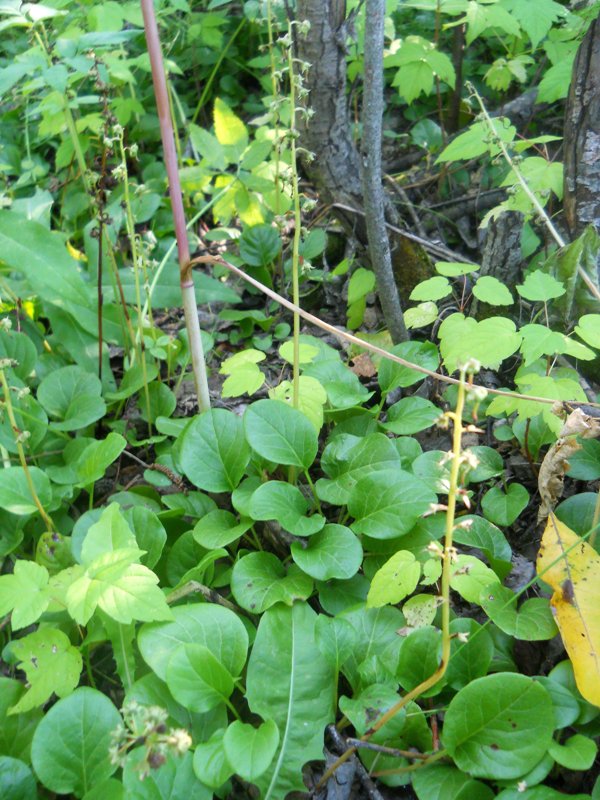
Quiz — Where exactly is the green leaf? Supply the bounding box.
[193,509,252,548]
[246,603,335,799]
[466,446,504,482]
[0,756,36,800]
[291,524,362,581]
[437,119,515,163]
[481,483,529,526]
[248,481,325,537]
[446,619,494,691]
[124,751,210,800]
[453,515,512,579]
[104,362,159,402]
[517,269,565,301]
[443,674,555,779]
[0,466,52,515]
[178,409,250,492]
[31,688,121,796]
[397,626,445,695]
[0,329,37,381]
[244,399,318,469]
[223,719,280,782]
[405,302,439,329]
[166,643,234,713]
[383,396,440,434]
[367,551,421,607]
[0,560,49,630]
[138,604,248,681]
[548,734,597,770]
[80,503,136,564]
[537,56,575,103]
[66,549,172,625]
[464,1,521,45]
[9,628,82,714]
[340,684,407,739]
[317,432,402,505]
[269,375,327,431]
[413,765,494,800]
[410,276,452,302]
[378,340,439,393]
[574,314,600,349]
[450,555,500,603]
[0,677,42,761]
[438,313,522,372]
[238,224,281,267]
[480,584,558,640]
[37,365,105,431]
[349,469,436,539]
[231,552,313,613]
[502,0,566,48]
[75,433,126,488]
[220,349,265,397]
[193,728,234,788]
[348,267,376,304]
[472,276,513,305]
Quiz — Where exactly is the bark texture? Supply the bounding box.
[564,15,600,242]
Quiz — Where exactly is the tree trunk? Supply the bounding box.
[564,14,600,254]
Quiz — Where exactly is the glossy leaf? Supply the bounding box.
[223,719,279,782]
[231,552,313,613]
[290,524,362,581]
[244,399,318,469]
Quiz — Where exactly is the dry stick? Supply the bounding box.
[140,0,210,411]
[189,253,600,410]
[362,0,409,343]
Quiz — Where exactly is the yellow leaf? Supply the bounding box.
[66,240,87,262]
[213,97,248,148]
[536,514,600,706]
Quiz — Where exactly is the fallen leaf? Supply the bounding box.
[350,352,377,378]
[536,514,600,707]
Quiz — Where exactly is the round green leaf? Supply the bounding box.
[443,674,555,779]
[248,480,324,537]
[472,276,513,305]
[223,719,280,782]
[397,626,445,696]
[446,619,494,691]
[404,302,439,329]
[178,409,250,492]
[0,330,37,381]
[0,756,36,800]
[410,276,452,302]
[166,643,234,713]
[383,396,440,434]
[548,734,597,770]
[467,446,504,482]
[291,524,362,580]
[516,270,565,302]
[378,340,439,393]
[366,550,421,607]
[193,509,252,548]
[566,438,600,480]
[138,604,248,681]
[37,365,105,431]
[481,483,529,526]
[193,729,234,789]
[349,469,437,539]
[231,552,313,612]
[480,584,558,640]
[450,555,500,603]
[0,466,51,515]
[575,313,600,349]
[244,399,318,469]
[31,688,120,796]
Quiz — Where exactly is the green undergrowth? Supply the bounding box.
[1,0,600,798]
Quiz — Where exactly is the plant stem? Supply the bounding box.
[0,369,53,532]
[141,0,211,412]
[286,23,302,409]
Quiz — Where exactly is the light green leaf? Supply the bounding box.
[405,302,439,329]
[502,0,566,48]
[574,314,600,349]
[378,340,439,393]
[223,719,280,782]
[231,552,313,613]
[220,349,266,398]
[517,270,565,302]
[410,276,452,302]
[213,97,248,149]
[193,509,252,548]
[0,560,49,630]
[269,375,327,431]
[519,324,569,366]
[537,56,575,103]
[436,261,478,277]
[383,396,440,434]
[124,751,210,800]
[472,276,513,305]
[80,503,136,564]
[166,643,234,713]
[367,551,421,607]
[66,549,172,625]
[178,409,250,492]
[244,399,318,469]
[450,555,500,604]
[248,480,325,537]
[193,729,234,789]
[443,674,555,779]
[348,267,376,304]
[31,688,119,796]
[437,119,515,163]
[9,629,82,714]
[548,734,597,770]
[0,466,52,516]
[138,604,248,681]
[464,1,521,45]
[340,684,407,740]
[480,584,558,640]
[278,340,319,365]
[291,524,362,581]
[438,313,522,372]
[75,433,126,488]
[246,603,335,799]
